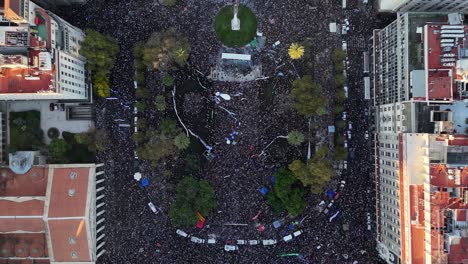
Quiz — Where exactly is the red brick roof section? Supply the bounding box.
[0,67,55,94]
[47,167,91,218]
[48,219,91,262]
[0,167,49,197]
[0,233,48,259]
[0,200,44,216]
[0,218,44,233]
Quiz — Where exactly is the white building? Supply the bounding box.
[379,0,468,13]
[0,0,89,101]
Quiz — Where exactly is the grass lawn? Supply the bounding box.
[62,131,95,163]
[215,5,257,47]
[9,111,44,151]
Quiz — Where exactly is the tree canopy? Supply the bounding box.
[288,146,335,194]
[142,28,191,71]
[287,130,305,146]
[74,128,109,152]
[169,177,216,227]
[266,168,306,216]
[48,138,69,163]
[80,29,119,98]
[288,43,305,60]
[290,75,327,117]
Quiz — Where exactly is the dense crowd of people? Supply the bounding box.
[59,0,392,263]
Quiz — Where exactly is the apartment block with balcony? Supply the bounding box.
[370,12,468,264]
[379,0,468,13]
[0,0,89,101]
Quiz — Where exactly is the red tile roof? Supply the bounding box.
[48,219,91,262]
[0,233,48,258]
[47,168,91,218]
[0,165,96,263]
[0,218,44,233]
[0,200,44,216]
[0,167,49,197]
[0,67,55,94]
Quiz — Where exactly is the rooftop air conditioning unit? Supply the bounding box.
[401,126,407,132]
[401,115,406,120]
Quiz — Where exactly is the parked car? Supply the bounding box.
[348,122,352,130]
[60,103,65,111]
[49,103,55,111]
[224,245,238,251]
[342,112,347,120]
[207,239,216,244]
[343,161,348,169]
[344,140,348,148]
[365,131,369,140]
[347,131,352,139]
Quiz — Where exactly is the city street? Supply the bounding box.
[59,0,392,263]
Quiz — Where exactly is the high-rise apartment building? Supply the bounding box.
[379,0,468,13]
[0,162,106,263]
[370,12,468,264]
[0,0,89,101]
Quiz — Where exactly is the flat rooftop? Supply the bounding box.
[424,24,468,101]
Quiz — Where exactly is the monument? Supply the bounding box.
[231,2,240,31]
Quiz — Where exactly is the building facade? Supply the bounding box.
[0,0,89,101]
[0,163,106,263]
[379,0,468,13]
[370,12,468,264]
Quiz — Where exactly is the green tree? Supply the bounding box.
[74,128,109,152]
[80,29,119,98]
[161,0,177,6]
[267,168,306,216]
[174,133,190,150]
[132,132,146,145]
[136,88,150,99]
[137,131,176,166]
[135,101,146,112]
[287,130,305,146]
[142,28,191,71]
[160,118,177,136]
[335,146,348,160]
[154,95,166,111]
[289,157,334,194]
[334,74,345,87]
[335,120,346,129]
[162,74,174,87]
[48,138,69,163]
[185,153,201,174]
[137,118,147,129]
[169,177,216,227]
[290,75,327,117]
[332,48,346,64]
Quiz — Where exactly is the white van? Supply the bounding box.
[224,245,238,251]
[190,237,205,244]
[293,230,303,237]
[262,239,277,246]
[176,229,189,238]
[283,235,293,242]
[248,240,259,245]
